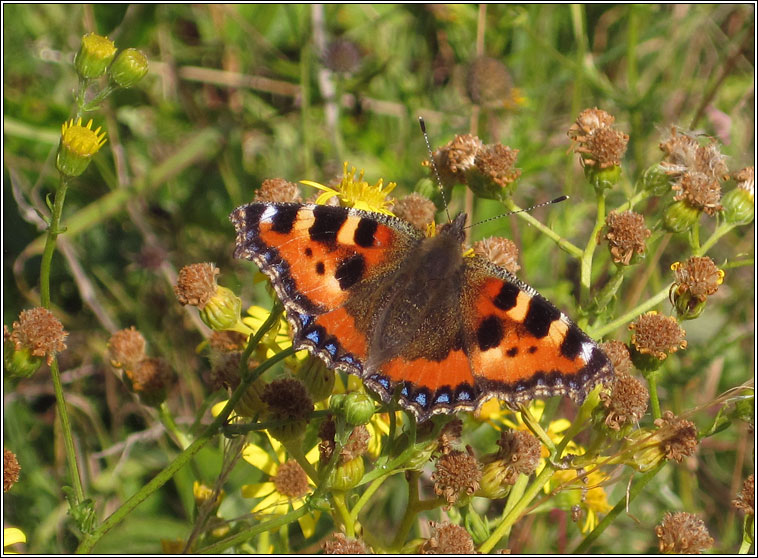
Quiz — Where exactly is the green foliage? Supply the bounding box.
[3,4,753,554]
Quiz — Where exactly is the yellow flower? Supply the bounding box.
[56,118,107,177]
[74,32,117,79]
[240,433,320,537]
[242,305,306,362]
[4,527,26,554]
[301,162,396,214]
[550,469,613,533]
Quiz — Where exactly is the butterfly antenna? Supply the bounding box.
[419,116,451,222]
[466,195,569,229]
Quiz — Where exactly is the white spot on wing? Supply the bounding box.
[580,341,594,364]
[260,205,277,223]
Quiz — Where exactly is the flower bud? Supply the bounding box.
[4,335,44,378]
[343,392,375,426]
[325,455,365,491]
[109,48,149,88]
[56,118,107,177]
[640,164,673,196]
[585,163,622,192]
[199,286,243,331]
[74,33,116,79]
[298,356,335,402]
[662,200,701,233]
[722,168,754,226]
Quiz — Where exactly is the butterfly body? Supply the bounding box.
[231,202,613,420]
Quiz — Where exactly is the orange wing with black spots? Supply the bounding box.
[231,202,613,420]
[230,202,421,377]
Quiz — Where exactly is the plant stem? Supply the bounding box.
[572,463,665,553]
[332,492,354,537]
[478,464,555,553]
[695,222,735,256]
[40,178,69,308]
[580,191,606,307]
[76,346,294,553]
[158,402,191,450]
[589,285,670,339]
[646,371,662,420]
[503,199,583,259]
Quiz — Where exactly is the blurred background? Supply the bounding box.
[3,4,754,553]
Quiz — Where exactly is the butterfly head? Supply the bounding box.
[437,212,468,244]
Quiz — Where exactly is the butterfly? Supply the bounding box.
[230,202,613,421]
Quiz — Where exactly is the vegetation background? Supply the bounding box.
[3,4,754,554]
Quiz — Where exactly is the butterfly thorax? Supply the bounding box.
[346,213,469,372]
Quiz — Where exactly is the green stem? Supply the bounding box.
[572,463,665,553]
[519,405,555,454]
[580,191,606,307]
[39,176,87,508]
[503,199,583,259]
[589,285,670,339]
[158,402,191,450]
[391,471,444,550]
[197,502,310,554]
[76,346,295,553]
[478,463,555,553]
[695,221,735,256]
[40,178,70,308]
[350,474,391,523]
[332,492,354,537]
[646,371,662,420]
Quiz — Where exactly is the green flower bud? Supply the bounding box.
[267,419,308,444]
[199,286,243,331]
[640,164,673,196]
[343,392,375,425]
[585,164,622,193]
[325,455,365,491]
[477,459,514,500]
[629,345,665,373]
[298,356,335,402]
[662,200,701,233]
[722,186,754,226]
[75,33,117,80]
[4,338,43,378]
[56,118,107,177]
[109,48,149,88]
[670,288,707,320]
[234,378,267,418]
[329,393,347,414]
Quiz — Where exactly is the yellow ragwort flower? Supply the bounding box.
[56,118,107,177]
[301,162,396,214]
[3,527,26,554]
[240,433,320,538]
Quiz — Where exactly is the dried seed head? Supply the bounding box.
[392,193,437,230]
[253,178,302,203]
[9,307,68,366]
[604,210,651,265]
[655,512,714,554]
[420,522,475,554]
[4,449,20,492]
[629,312,687,361]
[600,373,649,431]
[474,236,520,274]
[432,449,482,508]
[174,263,219,309]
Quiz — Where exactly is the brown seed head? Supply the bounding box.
[474,143,521,189]
[108,326,147,369]
[208,330,248,352]
[126,357,174,394]
[494,430,541,484]
[174,263,218,309]
[323,39,362,74]
[655,511,714,554]
[430,134,483,188]
[466,56,512,107]
[392,193,437,230]
[262,378,314,421]
[732,474,754,516]
[474,236,520,274]
[600,372,649,430]
[604,210,651,265]
[599,340,634,375]
[432,449,482,508]
[253,178,302,203]
[672,172,723,215]
[734,166,755,196]
[437,418,464,455]
[654,411,699,463]
[273,459,309,499]
[9,307,68,366]
[568,108,628,168]
[420,522,475,554]
[323,532,371,554]
[629,312,687,360]
[4,449,20,492]
[671,256,724,301]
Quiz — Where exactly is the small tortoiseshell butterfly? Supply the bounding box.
[230,202,613,420]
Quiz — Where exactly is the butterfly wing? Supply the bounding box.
[230,202,422,378]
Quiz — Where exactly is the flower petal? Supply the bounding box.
[3,528,26,546]
[242,443,278,476]
[242,482,275,499]
[298,511,319,538]
[251,491,282,514]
